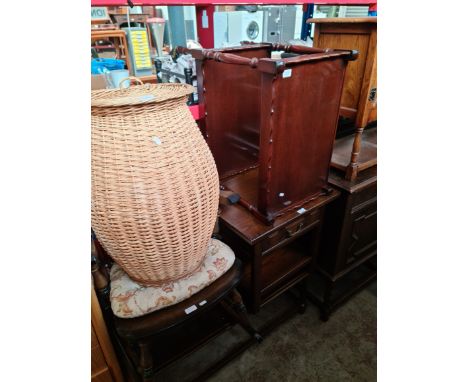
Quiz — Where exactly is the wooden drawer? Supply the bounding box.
[344,200,377,268]
[261,209,321,255]
[351,183,377,211]
[194,43,349,223]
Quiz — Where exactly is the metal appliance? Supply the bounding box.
[262,6,297,44]
[213,11,264,47]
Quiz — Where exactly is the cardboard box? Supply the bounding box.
[91,74,107,90]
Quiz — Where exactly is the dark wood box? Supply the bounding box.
[183,43,356,223]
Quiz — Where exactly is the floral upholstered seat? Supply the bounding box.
[109,239,235,318]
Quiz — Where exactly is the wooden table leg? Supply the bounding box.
[138,341,154,382]
[321,278,335,322]
[345,127,365,181]
[221,289,263,343]
[251,245,262,313]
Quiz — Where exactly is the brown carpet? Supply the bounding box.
[157,281,377,382]
[209,282,376,382]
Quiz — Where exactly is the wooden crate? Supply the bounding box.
[182,43,356,224]
[309,17,377,181]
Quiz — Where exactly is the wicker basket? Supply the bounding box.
[91,81,219,286]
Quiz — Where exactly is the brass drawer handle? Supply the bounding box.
[286,222,304,238]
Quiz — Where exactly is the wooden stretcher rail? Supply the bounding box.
[177,44,357,75]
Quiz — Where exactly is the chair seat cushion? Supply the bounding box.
[110,239,235,318]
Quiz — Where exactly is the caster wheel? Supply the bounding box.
[298,303,306,314]
[320,310,330,322]
[254,333,264,343]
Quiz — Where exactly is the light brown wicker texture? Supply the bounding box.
[92,83,220,286]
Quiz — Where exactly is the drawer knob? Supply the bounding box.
[286,222,304,238]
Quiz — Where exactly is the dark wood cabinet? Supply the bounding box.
[308,166,377,321]
[182,43,355,223]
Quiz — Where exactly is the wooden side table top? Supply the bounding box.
[328,166,377,194]
[219,188,340,245]
[331,128,377,177]
[91,29,127,39]
[307,17,377,24]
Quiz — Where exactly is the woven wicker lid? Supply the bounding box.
[91,83,194,107]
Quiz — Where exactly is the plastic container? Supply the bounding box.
[91,58,125,74]
[107,69,130,88]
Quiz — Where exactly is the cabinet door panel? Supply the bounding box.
[344,202,377,267]
[318,32,370,112]
[352,184,377,208]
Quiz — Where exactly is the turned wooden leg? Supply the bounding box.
[221,289,263,343]
[345,127,365,181]
[138,341,154,382]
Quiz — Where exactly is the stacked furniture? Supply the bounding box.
[91,82,264,381]
[178,43,358,322]
[92,238,262,382]
[306,17,377,319]
[181,43,357,224]
[91,83,220,286]
[90,26,379,378]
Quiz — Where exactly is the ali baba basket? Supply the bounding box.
[91,80,219,286]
